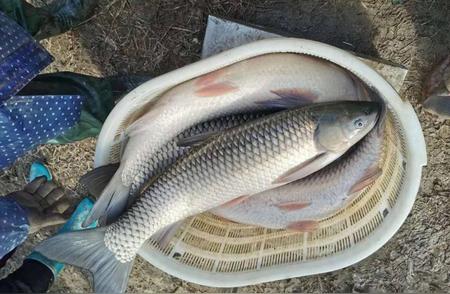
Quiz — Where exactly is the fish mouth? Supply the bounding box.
[361,101,382,117]
[362,101,382,124]
[363,100,387,136]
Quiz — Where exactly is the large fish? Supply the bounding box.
[36,101,379,293]
[212,123,384,231]
[82,112,266,224]
[88,53,370,226]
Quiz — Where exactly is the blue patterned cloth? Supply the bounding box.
[0,197,29,259]
[0,12,85,259]
[0,11,53,102]
[0,11,85,168]
[0,95,83,168]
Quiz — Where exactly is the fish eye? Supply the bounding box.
[354,118,364,129]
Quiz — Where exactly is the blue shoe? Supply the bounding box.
[29,162,52,182]
[26,162,97,277]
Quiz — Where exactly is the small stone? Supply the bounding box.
[390,250,399,260]
[438,125,450,139]
[439,271,448,282]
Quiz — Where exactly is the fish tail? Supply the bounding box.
[35,228,133,293]
[81,165,131,227]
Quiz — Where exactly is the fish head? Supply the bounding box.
[315,101,380,152]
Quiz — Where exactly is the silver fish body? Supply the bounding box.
[105,101,379,262]
[122,53,369,184]
[88,53,370,226]
[128,113,265,197]
[85,114,266,225]
[212,126,383,230]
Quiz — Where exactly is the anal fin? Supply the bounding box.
[82,168,131,228]
[287,220,319,232]
[349,166,382,194]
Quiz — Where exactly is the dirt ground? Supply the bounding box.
[1,0,449,292]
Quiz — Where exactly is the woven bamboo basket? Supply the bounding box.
[94,38,426,287]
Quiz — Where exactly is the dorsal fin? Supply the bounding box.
[255,88,318,109]
[177,130,220,147]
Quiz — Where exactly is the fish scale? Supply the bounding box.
[127,113,265,196]
[105,106,320,262]
[120,53,369,189]
[213,125,383,227]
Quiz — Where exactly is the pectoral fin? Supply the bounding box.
[195,82,238,97]
[220,195,249,208]
[255,88,318,109]
[273,152,331,184]
[276,202,311,212]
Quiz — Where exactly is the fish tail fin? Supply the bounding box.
[35,228,133,293]
[82,166,130,227]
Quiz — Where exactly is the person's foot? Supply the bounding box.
[26,162,97,278]
[35,0,99,40]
